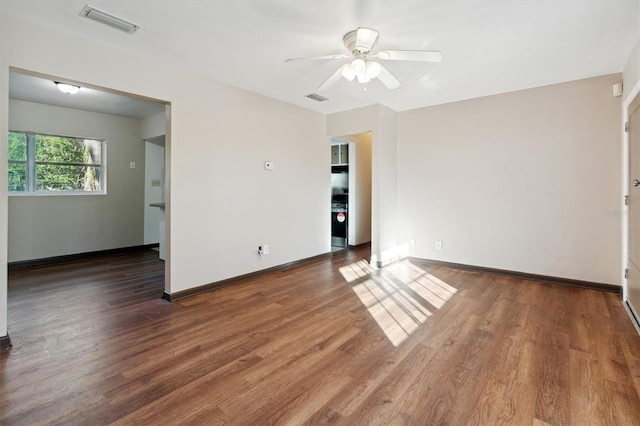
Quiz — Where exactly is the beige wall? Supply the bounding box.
[0,11,329,341]
[376,106,399,263]
[352,136,373,245]
[397,74,622,284]
[8,99,145,262]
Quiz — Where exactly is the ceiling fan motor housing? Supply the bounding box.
[343,28,379,55]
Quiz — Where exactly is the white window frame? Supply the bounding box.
[8,131,107,196]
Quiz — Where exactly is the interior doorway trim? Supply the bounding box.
[622,79,640,333]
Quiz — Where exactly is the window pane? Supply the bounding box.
[84,139,102,165]
[8,162,26,191]
[36,135,89,163]
[8,131,104,194]
[8,132,27,161]
[36,164,101,191]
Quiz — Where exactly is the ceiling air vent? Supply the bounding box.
[305,93,328,102]
[80,5,140,33]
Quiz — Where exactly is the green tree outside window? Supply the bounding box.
[8,132,103,193]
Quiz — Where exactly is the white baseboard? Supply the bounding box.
[624,299,640,336]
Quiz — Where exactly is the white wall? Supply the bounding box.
[397,74,622,284]
[8,99,145,262]
[376,107,399,263]
[141,111,166,140]
[167,95,328,292]
[0,10,329,323]
[623,40,640,97]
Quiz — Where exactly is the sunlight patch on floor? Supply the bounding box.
[345,259,457,347]
[386,261,458,309]
[339,259,373,283]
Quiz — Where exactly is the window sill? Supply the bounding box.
[8,191,106,197]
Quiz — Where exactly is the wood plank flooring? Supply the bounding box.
[2,247,640,425]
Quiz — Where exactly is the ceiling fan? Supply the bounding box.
[285,27,442,91]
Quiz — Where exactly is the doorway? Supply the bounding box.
[330,132,372,250]
[144,136,166,259]
[627,91,640,329]
[331,143,349,249]
[6,68,170,287]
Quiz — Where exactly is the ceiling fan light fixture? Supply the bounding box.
[365,61,382,79]
[356,73,371,84]
[286,27,442,92]
[341,64,356,81]
[55,82,81,95]
[350,58,366,74]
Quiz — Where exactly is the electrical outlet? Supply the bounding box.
[130,162,136,169]
[258,244,269,255]
[435,240,442,250]
[264,161,274,170]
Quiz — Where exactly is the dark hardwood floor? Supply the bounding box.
[2,247,640,425]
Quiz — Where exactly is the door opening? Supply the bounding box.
[330,133,372,251]
[7,68,170,290]
[627,92,640,331]
[331,162,349,249]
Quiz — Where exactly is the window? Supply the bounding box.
[8,132,105,194]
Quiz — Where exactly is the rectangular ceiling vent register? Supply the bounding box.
[306,93,328,102]
[80,5,140,33]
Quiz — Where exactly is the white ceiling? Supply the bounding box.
[2,0,639,115]
[9,72,166,119]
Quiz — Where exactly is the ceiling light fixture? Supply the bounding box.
[350,58,366,74]
[341,64,356,81]
[55,82,81,95]
[365,61,382,79]
[80,5,140,33]
[357,73,371,84]
[341,58,383,85]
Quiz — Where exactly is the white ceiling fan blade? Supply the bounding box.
[374,50,442,62]
[285,54,349,63]
[318,66,344,91]
[355,27,379,52]
[376,64,401,90]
